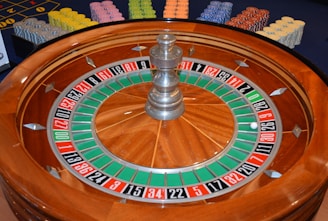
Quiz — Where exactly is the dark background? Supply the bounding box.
[1,0,327,81]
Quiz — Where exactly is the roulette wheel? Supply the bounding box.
[0,20,327,220]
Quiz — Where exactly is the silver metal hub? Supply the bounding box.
[145,34,184,120]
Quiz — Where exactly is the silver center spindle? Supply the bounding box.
[145,34,184,120]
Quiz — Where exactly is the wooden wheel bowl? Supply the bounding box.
[0,20,327,220]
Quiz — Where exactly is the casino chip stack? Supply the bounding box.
[163,0,189,19]
[197,1,233,24]
[226,7,269,32]
[256,16,305,49]
[13,18,68,45]
[128,0,156,19]
[90,1,125,23]
[48,8,98,32]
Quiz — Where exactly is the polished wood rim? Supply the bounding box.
[0,20,327,220]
